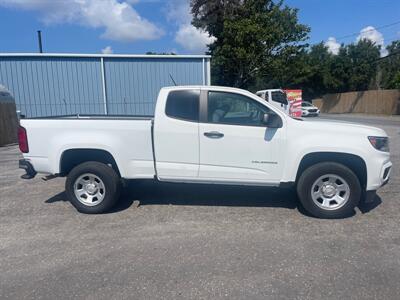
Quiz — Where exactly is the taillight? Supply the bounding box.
[18,126,29,153]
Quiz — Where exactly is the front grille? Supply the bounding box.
[308,109,317,113]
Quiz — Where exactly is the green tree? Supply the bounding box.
[307,40,380,96]
[380,40,400,89]
[297,43,335,99]
[328,46,352,93]
[191,0,310,89]
[345,39,380,91]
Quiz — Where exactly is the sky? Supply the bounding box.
[0,0,399,56]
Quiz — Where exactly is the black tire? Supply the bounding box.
[297,162,361,219]
[65,161,121,214]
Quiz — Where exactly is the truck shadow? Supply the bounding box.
[358,194,382,214]
[45,181,299,211]
[45,180,382,217]
[120,180,298,210]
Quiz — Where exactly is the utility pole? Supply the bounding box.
[37,30,43,53]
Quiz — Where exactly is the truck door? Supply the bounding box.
[153,89,200,180]
[198,90,285,184]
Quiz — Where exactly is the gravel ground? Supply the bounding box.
[0,114,399,300]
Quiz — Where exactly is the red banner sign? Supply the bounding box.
[284,89,302,118]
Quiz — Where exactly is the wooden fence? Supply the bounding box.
[0,101,18,146]
[313,89,400,115]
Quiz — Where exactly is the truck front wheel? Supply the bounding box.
[65,161,120,214]
[297,162,361,219]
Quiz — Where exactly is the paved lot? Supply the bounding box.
[1,114,399,299]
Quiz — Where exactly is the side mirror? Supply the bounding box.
[262,113,283,128]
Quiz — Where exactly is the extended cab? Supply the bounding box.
[18,86,392,218]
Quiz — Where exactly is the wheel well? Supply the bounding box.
[60,149,120,176]
[296,152,367,188]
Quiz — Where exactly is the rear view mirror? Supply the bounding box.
[262,113,283,128]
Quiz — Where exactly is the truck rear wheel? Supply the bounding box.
[297,162,361,218]
[65,161,120,214]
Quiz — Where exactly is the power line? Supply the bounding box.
[376,49,400,61]
[348,50,400,70]
[383,36,400,44]
[335,20,400,41]
[308,20,400,46]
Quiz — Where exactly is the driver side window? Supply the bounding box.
[207,91,270,126]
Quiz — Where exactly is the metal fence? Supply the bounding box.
[0,53,211,117]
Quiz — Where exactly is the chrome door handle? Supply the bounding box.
[204,131,224,138]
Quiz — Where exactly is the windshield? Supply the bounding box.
[302,102,313,107]
[271,91,288,105]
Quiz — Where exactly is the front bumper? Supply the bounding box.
[380,162,391,187]
[363,175,389,203]
[362,160,390,204]
[19,159,37,179]
[301,110,320,117]
[367,158,392,191]
[379,160,391,184]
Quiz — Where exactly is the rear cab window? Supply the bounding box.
[165,89,200,122]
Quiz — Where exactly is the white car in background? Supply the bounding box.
[301,101,320,117]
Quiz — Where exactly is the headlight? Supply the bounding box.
[368,136,389,152]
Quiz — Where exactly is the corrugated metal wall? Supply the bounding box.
[0,54,211,117]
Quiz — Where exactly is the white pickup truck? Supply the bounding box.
[18,86,392,218]
[255,89,290,114]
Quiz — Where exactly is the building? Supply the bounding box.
[0,53,211,117]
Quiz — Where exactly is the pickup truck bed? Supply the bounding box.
[21,115,156,179]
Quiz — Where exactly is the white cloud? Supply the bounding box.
[0,0,163,42]
[175,24,216,53]
[357,26,388,56]
[357,26,383,45]
[165,0,215,53]
[101,46,113,54]
[325,37,340,55]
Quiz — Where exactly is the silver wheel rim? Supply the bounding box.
[73,173,106,206]
[311,174,350,210]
